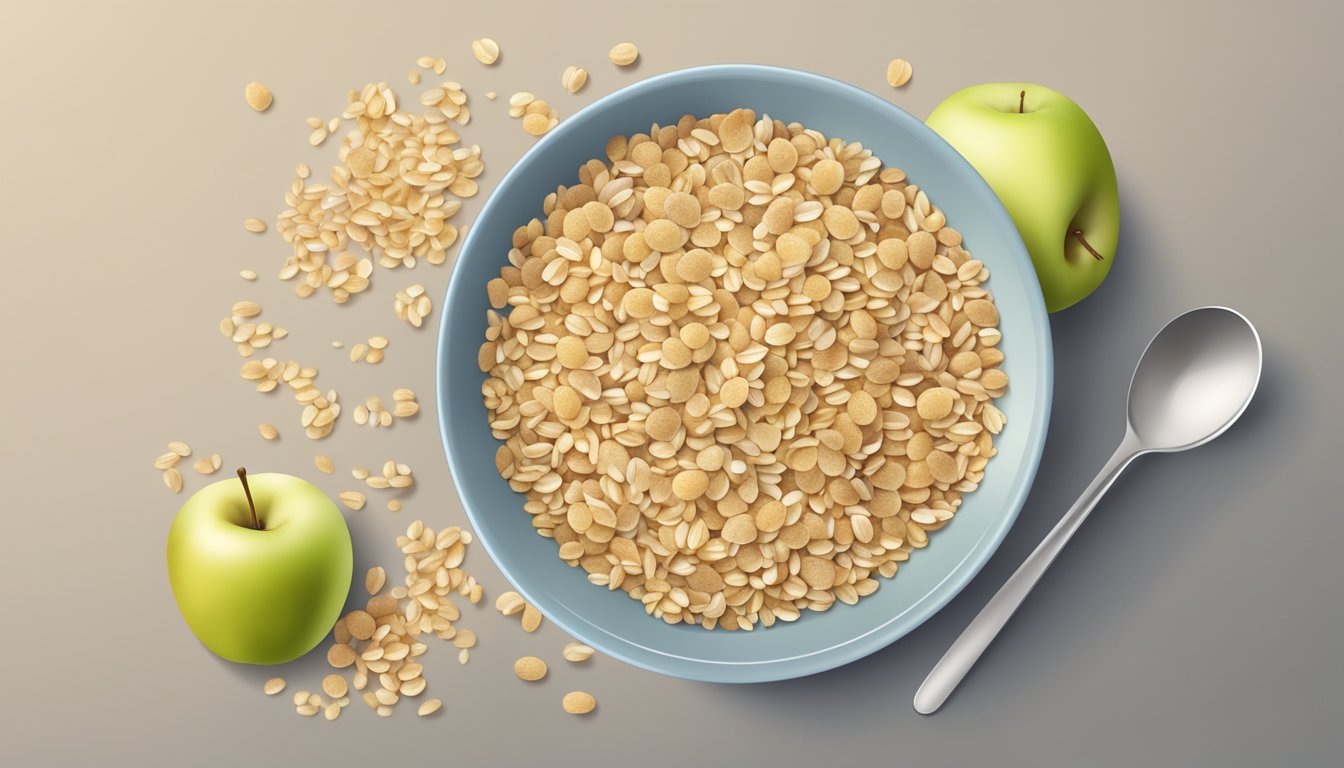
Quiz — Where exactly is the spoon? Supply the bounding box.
[913,306,1262,715]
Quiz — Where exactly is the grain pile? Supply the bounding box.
[320,521,483,718]
[275,81,482,305]
[220,300,288,357]
[479,110,1008,630]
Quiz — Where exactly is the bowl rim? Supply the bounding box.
[437,63,1053,682]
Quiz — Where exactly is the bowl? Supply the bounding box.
[437,64,1052,683]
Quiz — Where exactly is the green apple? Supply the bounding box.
[167,469,352,664]
[926,83,1119,312]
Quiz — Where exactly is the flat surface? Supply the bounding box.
[440,64,1053,682]
[1,1,1339,765]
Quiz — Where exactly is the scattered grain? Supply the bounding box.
[394,285,432,328]
[514,656,547,681]
[471,38,500,65]
[320,674,347,700]
[562,691,596,715]
[562,66,588,94]
[562,642,594,663]
[418,698,442,716]
[264,678,286,695]
[886,58,914,88]
[495,591,525,616]
[521,603,543,633]
[244,82,273,112]
[193,455,221,475]
[365,566,386,595]
[608,43,639,66]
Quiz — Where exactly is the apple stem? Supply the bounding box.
[1073,230,1105,261]
[1019,90,1025,113]
[236,468,262,530]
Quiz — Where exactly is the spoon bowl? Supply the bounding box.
[1127,306,1263,451]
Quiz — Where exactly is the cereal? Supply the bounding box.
[327,644,356,668]
[417,698,442,716]
[562,642,595,663]
[510,95,559,136]
[394,285,432,328]
[345,610,375,640]
[258,423,279,440]
[163,468,183,493]
[916,387,956,420]
[366,566,386,595]
[521,603,543,633]
[338,491,366,511]
[192,454,222,474]
[244,82,273,112]
[562,691,596,715]
[264,677,286,695]
[471,38,500,65]
[243,218,267,233]
[514,656,547,681]
[322,674,348,699]
[220,302,288,359]
[562,66,588,94]
[355,460,415,490]
[523,112,550,136]
[608,43,639,66]
[479,111,1007,630]
[353,389,418,428]
[495,591,525,616]
[886,58,914,88]
[315,455,334,474]
[349,336,388,364]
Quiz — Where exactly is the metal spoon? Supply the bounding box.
[913,306,1262,715]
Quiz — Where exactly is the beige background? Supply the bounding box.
[2,1,1340,765]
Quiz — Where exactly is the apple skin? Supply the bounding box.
[167,472,352,665]
[926,83,1119,312]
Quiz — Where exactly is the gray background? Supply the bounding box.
[2,1,1339,765]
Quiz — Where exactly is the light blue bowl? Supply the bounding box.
[438,65,1052,683]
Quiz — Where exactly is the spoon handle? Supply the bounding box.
[913,431,1145,714]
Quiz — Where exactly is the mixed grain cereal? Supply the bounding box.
[479,110,1007,631]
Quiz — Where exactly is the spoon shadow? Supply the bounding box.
[717,185,1272,715]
